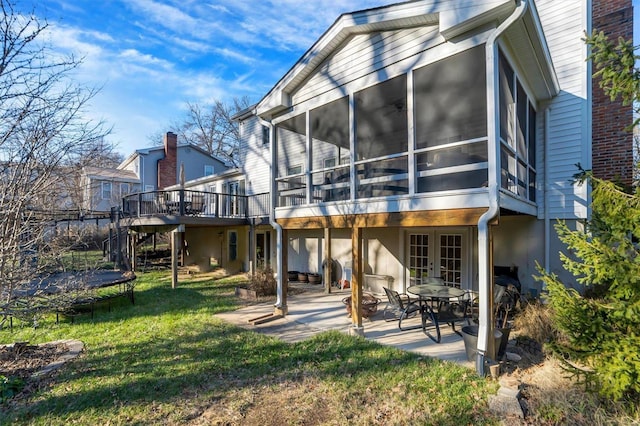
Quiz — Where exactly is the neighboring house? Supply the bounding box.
[81,166,140,213]
[120,129,271,275]
[118,132,232,192]
[231,0,632,364]
[81,132,231,213]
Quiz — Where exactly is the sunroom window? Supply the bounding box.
[499,50,537,202]
[310,96,350,202]
[276,113,307,207]
[414,45,488,193]
[354,75,408,198]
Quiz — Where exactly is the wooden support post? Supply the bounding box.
[350,226,364,335]
[274,229,288,316]
[324,227,332,294]
[131,232,137,271]
[280,228,288,311]
[249,219,256,276]
[171,227,183,289]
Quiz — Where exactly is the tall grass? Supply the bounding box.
[1,271,498,425]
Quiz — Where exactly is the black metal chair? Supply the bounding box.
[382,287,423,330]
[433,296,472,338]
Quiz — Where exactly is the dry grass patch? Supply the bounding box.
[191,379,340,426]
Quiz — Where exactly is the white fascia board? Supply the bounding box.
[522,0,560,98]
[439,0,516,40]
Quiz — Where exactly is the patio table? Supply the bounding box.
[407,284,468,343]
[407,284,465,304]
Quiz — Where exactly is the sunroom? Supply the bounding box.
[257,0,559,372]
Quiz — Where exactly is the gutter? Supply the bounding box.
[259,117,285,310]
[477,0,528,376]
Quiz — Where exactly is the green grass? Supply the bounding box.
[0,270,499,425]
[58,249,115,271]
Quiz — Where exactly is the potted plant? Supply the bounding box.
[307,273,321,284]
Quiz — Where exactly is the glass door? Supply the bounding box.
[407,229,467,289]
[256,231,271,269]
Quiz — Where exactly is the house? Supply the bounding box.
[230,0,633,372]
[119,128,271,279]
[80,166,140,213]
[81,132,232,214]
[117,132,231,193]
[113,0,631,374]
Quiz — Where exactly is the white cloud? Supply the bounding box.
[213,47,256,65]
[128,0,200,33]
[119,49,174,70]
[45,24,106,57]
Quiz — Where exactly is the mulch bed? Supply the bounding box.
[1,342,69,403]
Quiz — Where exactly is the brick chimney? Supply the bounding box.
[158,132,177,189]
[591,0,633,188]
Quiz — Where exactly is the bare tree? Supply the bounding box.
[0,0,111,325]
[150,97,251,166]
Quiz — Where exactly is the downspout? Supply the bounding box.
[478,0,528,376]
[544,107,551,278]
[260,117,284,309]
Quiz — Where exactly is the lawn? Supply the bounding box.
[0,270,499,425]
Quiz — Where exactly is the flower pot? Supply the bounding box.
[460,325,502,363]
[287,271,299,282]
[307,273,322,284]
[297,272,309,283]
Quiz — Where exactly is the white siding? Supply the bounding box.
[238,115,271,195]
[292,26,442,106]
[537,0,589,219]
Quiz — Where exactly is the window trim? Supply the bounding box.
[101,182,112,200]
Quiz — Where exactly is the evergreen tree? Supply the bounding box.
[535,31,639,401]
[536,175,640,400]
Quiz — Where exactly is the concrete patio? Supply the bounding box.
[215,283,474,368]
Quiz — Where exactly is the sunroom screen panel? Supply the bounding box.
[355,74,407,160]
[414,44,487,149]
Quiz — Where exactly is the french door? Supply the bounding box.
[408,229,467,289]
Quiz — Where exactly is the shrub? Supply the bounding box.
[0,375,24,403]
[248,266,277,296]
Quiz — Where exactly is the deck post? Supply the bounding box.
[130,232,137,271]
[249,218,256,277]
[171,225,184,289]
[350,226,364,335]
[274,228,288,316]
[323,227,332,294]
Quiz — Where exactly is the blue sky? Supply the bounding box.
[23,1,640,157]
[28,0,399,156]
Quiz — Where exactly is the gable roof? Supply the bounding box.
[118,142,234,170]
[256,0,558,118]
[83,166,139,182]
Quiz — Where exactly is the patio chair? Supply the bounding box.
[382,287,423,331]
[433,296,471,337]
